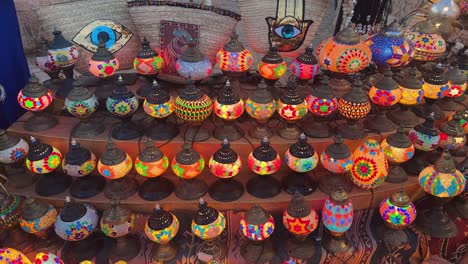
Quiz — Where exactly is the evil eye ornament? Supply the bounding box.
[72,20,133,53]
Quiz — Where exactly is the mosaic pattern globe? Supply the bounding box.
[337,98,371,120]
[439,132,466,151]
[97,154,133,180]
[320,152,354,174]
[100,213,135,238]
[408,128,440,151]
[322,198,353,233]
[145,213,179,244]
[25,147,62,174]
[380,139,415,164]
[245,99,277,120]
[399,86,424,105]
[369,86,402,106]
[88,58,120,78]
[0,248,32,264]
[247,152,281,176]
[106,96,139,118]
[135,155,169,178]
[290,60,320,81]
[171,155,205,180]
[240,214,275,241]
[143,99,174,119]
[35,55,58,73]
[277,100,308,121]
[62,152,97,177]
[284,149,319,173]
[447,81,467,98]
[213,99,245,120]
[174,94,212,122]
[366,33,415,67]
[191,212,226,240]
[305,95,337,117]
[216,49,253,73]
[405,32,446,61]
[65,94,99,119]
[134,55,164,75]
[17,89,53,112]
[422,82,449,99]
[54,203,99,241]
[379,197,416,229]
[48,46,79,68]
[350,139,388,190]
[282,208,318,235]
[419,166,465,198]
[19,204,57,237]
[35,252,64,264]
[258,60,287,80]
[0,138,29,164]
[0,195,23,230]
[209,156,242,179]
[176,58,213,81]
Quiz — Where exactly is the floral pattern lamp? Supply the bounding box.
[245,80,277,139]
[277,78,308,139]
[19,198,57,239]
[65,85,103,137]
[320,136,354,194]
[212,80,245,141]
[134,37,164,97]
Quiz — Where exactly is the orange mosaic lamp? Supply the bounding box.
[350,139,389,190]
[420,63,449,121]
[212,80,245,141]
[258,46,287,85]
[380,127,415,183]
[19,198,57,239]
[405,19,446,62]
[88,40,119,78]
[277,78,308,139]
[245,80,277,139]
[134,37,164,97]
[171,144,207,200]
[217,33,253,74]
[191,199,226,243]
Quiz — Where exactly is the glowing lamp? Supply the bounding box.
[212,80,245,141]
[176,40,212,81]
[191,199,226,241]
[440,65,467,111]
[171,144,207,200]
[88,40,119,78]
[320,137,354,194]
[145,205,180,262]
[350,139,388,190]
[408,115,440,152]
[25,137,62,175]
[381,127,415,183]
[405,20,446,61]
[258,46,287,83]
[439,112,466,151]
[217,33,253,73]
[34,253,64,264]
[0,194,23,230]
[290,46,320,81]
[379,191,416,230]
[19,198,57,239]
[429,0,461,20]
[65,85,103,137]
[134,37,163,76]
[0,248,31,264]
[98,142,132,180]
[245,80,277,139]
[277,79,308,139]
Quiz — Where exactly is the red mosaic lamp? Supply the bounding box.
[212,80,245,141]
[134,37,164,97]
[171,144,207,200]
[208,138,244,202]
[258,46,287,86]
[17,75,57,132]
[350,139,389,190]
[417,63,449,121]
[290,46,320,84]
[439,65,467,111]
[145,205,180,262]
[244,80,277,139]
[277,77,308,139]
[405,19,446,62]
[380,127,415,183]
[88,40,120,99]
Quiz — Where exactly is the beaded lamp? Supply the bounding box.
[34,252,64,264]
[145,205,180,262]
[135,139,173,201]
[258,46,287,86]
[405,20,446,62]
[418,63,449,120]
[290,46,320,84]
[100,200,139,262]
[0,248,31,263]
[213,80,245,141]
[319,136,354,194]
[337,79,371,140]
[439,65,467,111]
[240,205,275,263]
[19,198,57,239]
[35,37,59,87]
[322,187,354,254]
[97,141,137,200]
[134,37,164,97]
[380,127,415,183]
[88,40,119,99]
[174,79,212,142]
[171,144,207,200]
[246,137,282,199]
[387,67,424,128]
[65,85,103,137]
[416,151,465,238]
[277,78,308,139]
[17,75,57,132]
[0,193,23,231]
[106,76,140,140]
[191,199,226,259]
[350,139,388,190]
[366,68,402,132]
[245,80,277,139]
[304,75,338,138]
[176,40,212,81]
[143,80,178,140]
[282,193,318,259]
[208,138,244,202]
[436,112,467,160]
[62,139,104,199]
[26,137,70,197]
[283,133,319,195]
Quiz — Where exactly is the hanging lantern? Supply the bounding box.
[405,20,446,61]
[245,80,277,139]
[217,33,253,73]
[350,139,388,190]
[171,144,207,200]
[258,46,287,83]
[212,80,245,141]
[277,78,308,139]
[145,205,180,262]
[54,196,98,241]
[191,199,226,254]
[19,198,57,239]
[65,85,103,137]
[290,46,320,81]
[0,193,23,230]
[176,40,212,81]
[381,127,415,183]
[88,40,119,78]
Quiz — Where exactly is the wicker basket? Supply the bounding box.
[127,0,240,83]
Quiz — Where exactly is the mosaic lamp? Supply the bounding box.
[26,137,70,197]
[387,67,424,128]
[145,204,180,262]
[445,157,468,218]
[366,21,415,68]
[62,139,104,199]
[366,68,402,132]
[258,46,287,86]
[350,139,388,190]
[418,63,449,120]
[191,199,226,259]
[246,137,282,199]
[282,193,318,259]
[213,80,245,141]
[0,248,31,264]
[34,252,64,264]
[100,200,139,262]
[337,78,372,139]
[19,197,57,239]
[322,186,353,254]
[35,37,59,87]
[405,19,446,62]
[65,84,103,137]
[245,80,277,139]
[439,65,467,111]
[378,190,417,247]
[380,127,415,183]
[208,138,244,202]
[17,75,57,132]
[240,205,275,263]
[176,40,212,81]
[320,136,354,194]
[283,133,319,195]
[54,196,99,260]
[88,40,119,99]
[303,75,338,138]
[143,80,178,141]
[451,108,468,135]
[277,77,308,139]
[0,193,23,231]
[106,76,140,140]
[290,46,320,84]
[174,79,212,142]
[416,151,465,238]
[171,144,207,200]
[97,141,137,200]
[135,139,173,201]
[437,111,467,159]
[134,37,164,97]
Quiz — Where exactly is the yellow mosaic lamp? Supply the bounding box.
[405,19,446,62]
[350,139,388,190]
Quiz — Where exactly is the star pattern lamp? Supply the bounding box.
[134,37,164,97]
[17,75,57,132]
[145,205,180,262]
[65,85,103,137]
[381,127,415,183]
[350,139,388,190]
[320,136,354,194]
[418,63,449,120]
[135,139,173,201]
[176,40,212,81]
[405,20,446,62]
[208,138,244,202]
[213,80,245,141]
[439,65,467,111]
[245,80,277,139]
[258,46,287,86]
[246,137,282,199]
[19,198,57,239]
[290,46,320,84]
[171,144,207,200]
[277,78,308,139]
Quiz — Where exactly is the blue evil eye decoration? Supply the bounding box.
[73,20,133,53]
[274,24,301,39]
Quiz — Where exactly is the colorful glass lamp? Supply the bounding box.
[439,65,467,111]
[290,46,320,84]
[366,68,401,132]
[63,139,104,199]
[34,252,64,264]
[320,136,354,194]
[145,204,180,262]
[35,37,59,89]
[100,200,140,262]
[258,46,287,87]
[405,19,446,62]
[136,139,173,201]
[282,193,318,259]
[17,75,57,132]
[208,138,244,202]
[246,137,282,199]
[438,112,467,158]
[26,137,70,197]
[176,40,212,81]
[171,144,207,200]
[134,37,164,97]
[380,127,415,183]
[19,198,57,239]
[65,85,103,137]
[245,80,277,139]
[445,157,468,218]
[417,63,449,120]
[0,193,23,231]
[416,151,465,238]
[106,76,140,140]
[277,78,308,139]
[97,141,137,200]
[322,187,353,254]
[283,133,319,195]
[350,139,388,190]
[213,80,245,141]
[143,80,178,140]
[240,205,275,263]
[88,40,120,99]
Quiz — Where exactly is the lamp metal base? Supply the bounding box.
[111,120,141,140]
[150,241,178,262]
[385,164,408,183]
[378,224,408,248]
[445,192,468,219]
[146,120,179,141]
[70,174,106,199]
[241,239,274,263]
[63,233,103,262]
[302,121,332,138]
[282,172,317,196]
[365,112,397,132]
[35,172,72,197]
[279,123,302,140]
[136,80,154,98]
[104,177,139,200]
[174,178,208,200]
[415,197,458,238]
[322,231,353,254]
[184,125,210,142]
[336,121,366,140]
[213,122,244,141]
[138,177,174,201]
[248,123,273,139]
[401,151,428,175]
[438,97,465,112]
[209,178,244,202]
[246,175,281,199]
[72,120,105,138]
[110,235,141,262]
[24,113,58,132]
[387,106,421,128]
[4,165,37,189]
[318,172,353,194]
[415,100,445,121]
[285,234,316,260]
